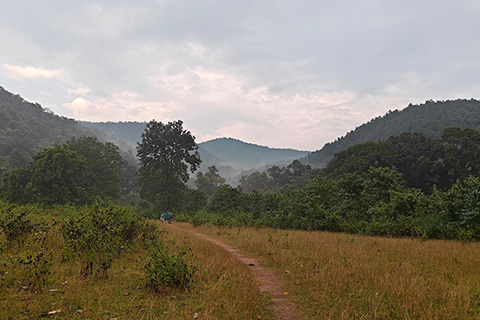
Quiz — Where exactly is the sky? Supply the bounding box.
[1,1,479,151]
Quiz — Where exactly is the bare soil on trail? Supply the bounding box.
[168,224,301,320]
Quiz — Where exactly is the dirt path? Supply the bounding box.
[168,224,300,320]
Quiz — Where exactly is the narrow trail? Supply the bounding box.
[167,223,301,320]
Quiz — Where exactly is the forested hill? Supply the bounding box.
[199,138,310,170]
[302,99,480,168]
[0,86,92,167]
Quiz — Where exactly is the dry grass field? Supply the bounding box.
[0,223,274,319]
[2,219,480,319]
[176,222,480,319]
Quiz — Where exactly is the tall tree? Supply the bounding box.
[137,120,201,210]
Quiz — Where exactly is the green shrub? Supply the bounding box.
[0,202,34,241]
[17,248,52,291]
[144,242,195,291]
[61,204,140,276]
[16,232,52,291]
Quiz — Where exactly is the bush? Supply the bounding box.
[0,202,34,241]
[144,241,195,291]
[61,204,140,277]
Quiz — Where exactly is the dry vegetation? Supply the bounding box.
[3,217,480,319]
[0,223,273,319]
[178,222,480,319]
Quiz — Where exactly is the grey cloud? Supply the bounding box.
[0,0,479,149]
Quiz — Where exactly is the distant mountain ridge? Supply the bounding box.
[0,84,310,179]
[81,121,310,175]
[302,99,480,168]
[199,137,310,170]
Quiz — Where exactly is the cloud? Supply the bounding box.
[68,86,90,96]
[64,91,177,122]
[3,64,62,80]
[1,1,479,150]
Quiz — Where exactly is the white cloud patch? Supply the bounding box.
[3,64,62,80]
[68,86,91,96]
[64,91,178,122]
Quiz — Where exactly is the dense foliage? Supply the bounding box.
[303,99,480,167]
[184,167,480,241]
[0,137,124,205]
[239,159,314,193]
[324,128,480,192]
[61,205,139,276]
[195,166,226,196]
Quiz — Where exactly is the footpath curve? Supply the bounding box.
[167,223,300,320]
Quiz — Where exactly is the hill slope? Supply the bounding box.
[0,86,92,165]
[302,99,480,167]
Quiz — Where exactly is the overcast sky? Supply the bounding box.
[1,1,479,150]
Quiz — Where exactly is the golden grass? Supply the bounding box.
[4,219,479,319]
[182,223,480,319]
[0,223,274,319]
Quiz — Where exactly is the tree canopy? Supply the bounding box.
[0,137,124,204]
[323,128,480,192]
[137,120,201,210]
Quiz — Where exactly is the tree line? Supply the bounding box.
[2,119,480,241]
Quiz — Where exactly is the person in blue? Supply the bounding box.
[161,212,167,224]
[168,212,173,224]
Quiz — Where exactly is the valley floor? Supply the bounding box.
[168,222,480,319]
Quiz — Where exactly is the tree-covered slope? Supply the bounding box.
[302,99,480,168]
[0,86,92,167]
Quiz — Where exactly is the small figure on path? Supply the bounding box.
[168,212,173,224]
[161,212,167,224]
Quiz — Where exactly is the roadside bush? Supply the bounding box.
[144,241,195,291]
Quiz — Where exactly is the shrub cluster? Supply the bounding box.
[0,202,34,241]
[144,241,195,291]
[185,167,480,241]
[0,202,196,293]
[61,205,139,277]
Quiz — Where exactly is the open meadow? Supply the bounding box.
[0,206,273,320]
[173,222,480,319]
[2,204,480,319]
